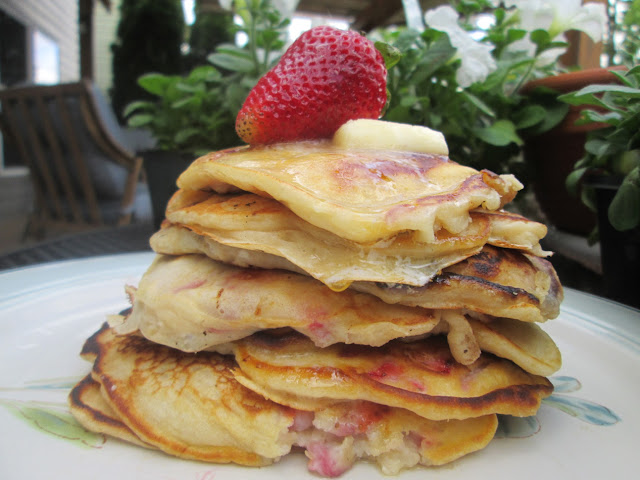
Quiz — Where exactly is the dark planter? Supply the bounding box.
[141,150,193,230]
[522,67,626,235]
[589,176,640,309]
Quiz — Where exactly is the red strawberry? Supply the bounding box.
[235,26,387,145]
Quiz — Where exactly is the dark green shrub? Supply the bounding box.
[110,0,185,122]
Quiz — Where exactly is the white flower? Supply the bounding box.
[505,0,605,41]
[424,6,497,88]
[548,0,606,41]
[503,0,606,66]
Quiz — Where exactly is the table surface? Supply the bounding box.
[0,223,154,272]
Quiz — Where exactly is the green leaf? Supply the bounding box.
[461,91,496,118]
[384,105,413,123]
[409,35,456,85]
[576,109,621,126]
[581,185,598,212]
[122,100,154,117]
[526,102,569,135]
[566,166,588,196]
[610,69,636,88]
[187,65,220,82]
[126,113,154,128]
[171,96,199,109]
[506,28,527,44]
[608,168,640,231]
[174,127,200,145]
[530,29,551,50]
[585,138,618,157]
[214,44,253,59]
[208,52,256,73]
[560,85,640,106]
[473,120,523,146]
[514,105,546,129]
[375,41,403,70]
[137,73,172,96]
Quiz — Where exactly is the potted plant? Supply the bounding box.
[124,66,239,228]
[124,0,290,228]
[377,0,607,221]
[521,66,626,234]
[559,65,640,307]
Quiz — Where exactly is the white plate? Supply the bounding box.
[0,253,639,480]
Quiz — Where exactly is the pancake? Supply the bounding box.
[231,330,553,421]
[83,324,295,465]
[115,253,442,351]
[160,189,548,289]
[355,245,563,323]
[176,141,523,244]
[465,316,561,376]
[114,253,561,374]
[68,374,152,448]
[151,227,562,323]
[163,189,489,289]
[69,324,499,475]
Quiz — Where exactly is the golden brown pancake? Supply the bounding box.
[176,141,523,244]
[159,189,548,289]
[355,245,563,323]
[84,324,295,465]
[231,330,553,421]
[114,253,561,374]
[466,316,561,376]
[151,228,562,323]
[162,189,489,289]
[68,374,152,448]
[115,254,441,351]
[69,324,500,475]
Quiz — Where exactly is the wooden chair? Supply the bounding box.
[0,80,149,239]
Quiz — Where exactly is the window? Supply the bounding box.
[0,11,28,86]
[32,30,60,85]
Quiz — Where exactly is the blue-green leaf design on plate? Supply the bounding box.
[549,375,582,393]
[543,394,621,426]
[0,376,84,392]
[0,399,106,448]
[495,415,540,438]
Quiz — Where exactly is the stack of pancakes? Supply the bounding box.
[69,140,563,476]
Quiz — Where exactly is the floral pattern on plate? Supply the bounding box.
[1,374,621,445]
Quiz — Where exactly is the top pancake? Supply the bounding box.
[177,141,523,244]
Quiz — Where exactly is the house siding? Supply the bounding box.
[94,0,121,95]
[0,0,79,82]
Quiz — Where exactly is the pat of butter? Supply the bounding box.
[333,119,449,155]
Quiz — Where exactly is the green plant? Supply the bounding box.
[124,66,238,156]
[185,1,235,70]
[377,0,606,183]
[124,0,290,156]
[208,0,291,113]
[111,0,185,123]
[561,65,640,233]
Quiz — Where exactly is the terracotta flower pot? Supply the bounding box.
[522,67,626,235]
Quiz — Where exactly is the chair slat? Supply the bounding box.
[14,97,66,220]
[33,95,84,224]
[55,91,104,225]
